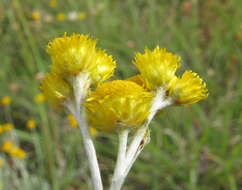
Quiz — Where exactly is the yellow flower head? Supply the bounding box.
[34,93,45,103]
[67,114,78,128]
[26,120,37,129]
[47,33,116,85]
[41,72,72,107]
[56,13,65,21]
[1,141,13,152]
[86,80,153,133]
[133,46,181,90]
[0,123,13,134]
[79,12,86,20]
[2,123,14,131]
[1,96,11,105]
[10,147,26,159]
[167,70,208,105]
[31,11,41,20]
[1,141,26,159]
[48,0,57,7]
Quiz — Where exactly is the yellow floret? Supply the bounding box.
[47,33,116,85]
[133,46,181,90]
[41,72,72,107]
[86,80,153,133]
[167,70,208,105]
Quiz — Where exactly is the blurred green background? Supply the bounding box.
[0,0,241,189]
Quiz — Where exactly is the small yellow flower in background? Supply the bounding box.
[46,33,116,86]
[68,114,78,128]
[1,96,11,105]
[1,141,13,152]
[0,158,4,168]
[26,120,37,129]
[167,70,208,105]
[41,72,72,107]
[89,127,98,136]
[31,11,41,20]
[0,124,13,134]
[2,123,14,132]
[48,0,57,7]
[9,147,26,159]
[34,93,45,103]
[133,46,181,90]
[86,80,153,133]
[56,13,66,21]
[1,141,26,160]
[78,12,86,20]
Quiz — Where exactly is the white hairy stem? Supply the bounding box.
[109,126,147,190]
[109,130,129,190]
[125,126,147,169]
[74,109,103,190]
[68,73,103,190]
[148,87,173,123]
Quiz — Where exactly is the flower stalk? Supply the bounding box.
[110,130,129,190]
[73,108,103,190]
[67,74,103,190]
[109,126,148,190]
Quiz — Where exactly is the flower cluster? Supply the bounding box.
[0,123,26,161]
[86,47,208,133]
[41,33,208,190]
[31,0,87,23]
[41,33,116,107]
[1,141,26,160]
[42,33,208,133]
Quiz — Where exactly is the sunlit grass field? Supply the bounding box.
[0,0,241,189]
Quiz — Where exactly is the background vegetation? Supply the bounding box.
[0,0,241,189]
